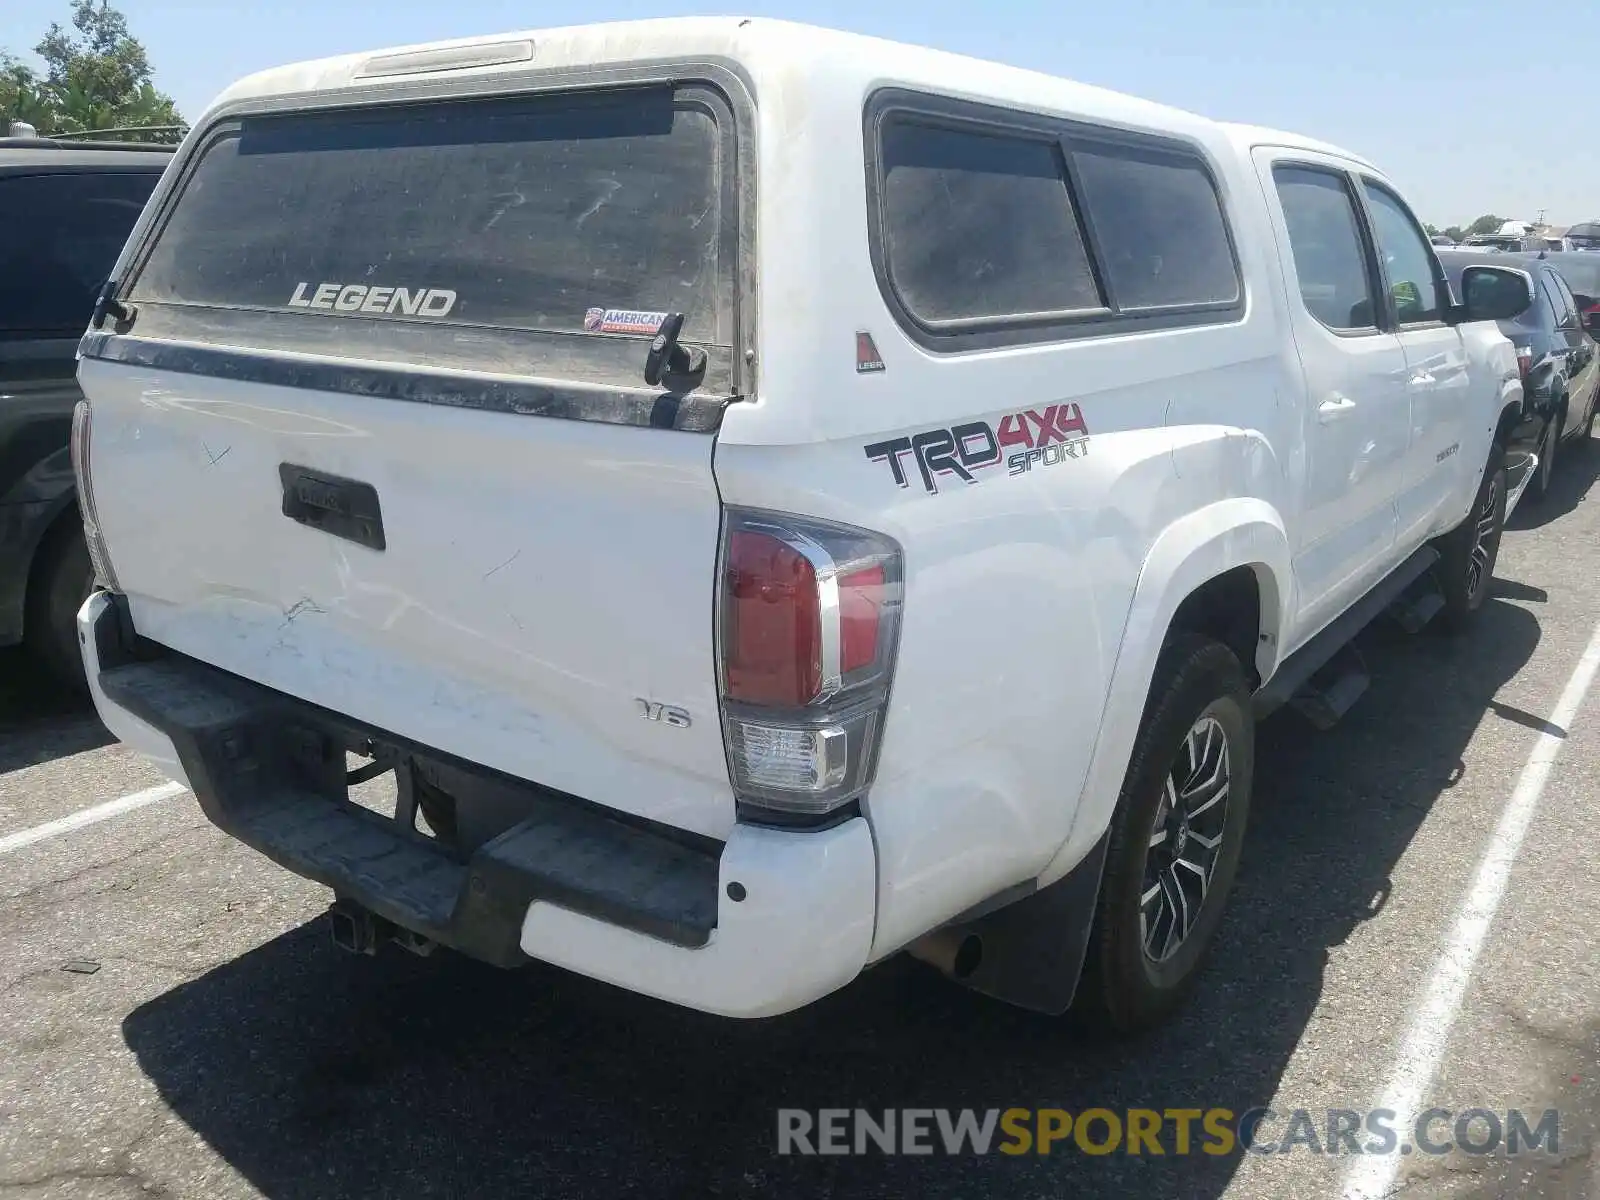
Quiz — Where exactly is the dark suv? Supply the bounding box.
[1565,222,1600,251]
[1438,248,1600,502]
[1537,251,1600,334]
[0,135,169,687]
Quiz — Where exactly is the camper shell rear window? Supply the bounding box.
[120,84,739,391]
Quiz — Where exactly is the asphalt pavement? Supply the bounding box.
[4,450,1600,1199]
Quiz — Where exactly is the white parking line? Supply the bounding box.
[1343,617,1600,1199]
[0,780,187,856]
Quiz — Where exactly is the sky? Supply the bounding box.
[2,0,1591,229]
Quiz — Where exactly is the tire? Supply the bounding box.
[1434,444,1507,633]
[1581,393,1597,442]
[1076,633,1254,1034]
[1528,413,1558,503]
[25,520,94,694]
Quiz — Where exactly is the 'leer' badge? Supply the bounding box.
[856,331,886,373]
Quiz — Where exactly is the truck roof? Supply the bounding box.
[197,17,1363,166]
[0,139,174,175]
[1217,122,1376,170]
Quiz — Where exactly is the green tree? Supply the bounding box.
[3,1,181,136]
[1444,225,1466,243]
[1,51,56,129]
[1465,214,1510,238]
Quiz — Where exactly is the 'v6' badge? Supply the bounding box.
[637,699,692,729]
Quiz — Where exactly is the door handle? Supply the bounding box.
[1317,396,1357,423]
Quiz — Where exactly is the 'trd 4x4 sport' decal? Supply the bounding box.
[865,404,1090,495]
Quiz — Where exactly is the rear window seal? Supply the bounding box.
[88,60,756,431]
[863,88,1246,354]
[79,330,731,432]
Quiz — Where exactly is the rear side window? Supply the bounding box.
[0,171,159,337]
[879,121,1102,324]
[1547,270,1579,325]
[870,97,1243,348]
[129,87,730,344]
[1542,273,1574,327]
[1538,278,1563,328]
[1549,256,1600,303]
[1272,166,1379,332]
[1069,142,1239,309]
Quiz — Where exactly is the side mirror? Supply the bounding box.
[1459,265,1535,322]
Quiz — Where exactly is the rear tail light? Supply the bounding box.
[70,400,120,592]
[717,508,903,819]
[1516,346,1534,383]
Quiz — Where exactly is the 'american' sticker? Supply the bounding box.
[584,307,669,335]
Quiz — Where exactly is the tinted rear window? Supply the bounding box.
[1543,272,1575,326]
[1546,255,1600,300]
[1069,142,1239,309]
[130,88,729,343]
[879,120,1103,324]
[0,170,159,337]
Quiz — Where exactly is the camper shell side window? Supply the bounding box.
[863,88,1245,352]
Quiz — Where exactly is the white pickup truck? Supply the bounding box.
[74,19,1538,1032]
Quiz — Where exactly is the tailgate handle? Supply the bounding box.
[279,464,386,552]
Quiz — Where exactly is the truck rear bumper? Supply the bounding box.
[78,590,878,1018]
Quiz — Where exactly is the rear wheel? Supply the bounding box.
[1581,393,1597,442]
[1434,445,1506,633]
[1077,634,1253,1033]
[25,519,94,694]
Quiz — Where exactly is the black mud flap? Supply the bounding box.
[917,831,1110,1016]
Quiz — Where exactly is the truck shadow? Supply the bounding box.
[119,596,1543,1199]
[1506,436,1600,532]
[0,647,112,772]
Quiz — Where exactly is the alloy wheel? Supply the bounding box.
[1465,472,1500,602]
[1140,715,1231,963]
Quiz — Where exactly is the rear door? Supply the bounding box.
[1546,267,1599,431]
[1258,154,1409,641]
[78,83,749,839]
[1356,178,1471,547]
